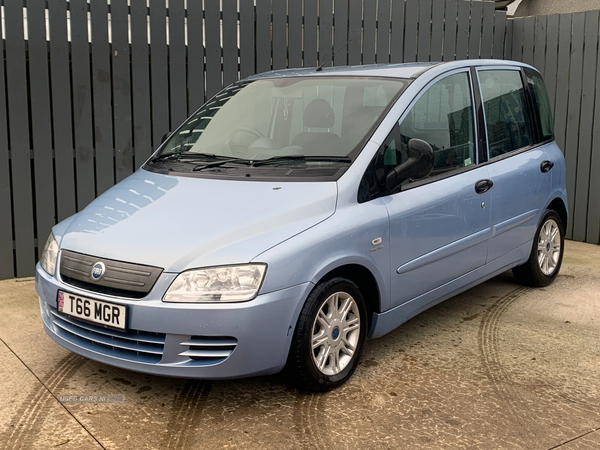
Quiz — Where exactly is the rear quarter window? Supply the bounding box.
[526,70,554,142]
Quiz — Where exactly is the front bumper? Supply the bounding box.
[36,263,312,379]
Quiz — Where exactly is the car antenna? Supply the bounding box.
[316,39,352,72]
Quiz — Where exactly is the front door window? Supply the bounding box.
[358,71,475,203]
[399,72,476,175]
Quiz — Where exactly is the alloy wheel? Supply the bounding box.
[311,291,361,376]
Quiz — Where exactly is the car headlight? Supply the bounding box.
[40,233,59,276]
[163,264,267,303]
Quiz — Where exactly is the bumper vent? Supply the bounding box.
[179,336,238,364]
[59,250,163,299]
[49,306,165,363]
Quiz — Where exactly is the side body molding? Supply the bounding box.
[397,227,493,275]
[492,209,538,238]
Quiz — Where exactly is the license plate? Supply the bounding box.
[57,291,127,331]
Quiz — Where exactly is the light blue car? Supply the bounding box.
[36,60,567,391]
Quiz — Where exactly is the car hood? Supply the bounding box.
[60,169,337,272]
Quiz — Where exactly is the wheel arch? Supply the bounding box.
[547,197,568,234]
[312,263,382,324]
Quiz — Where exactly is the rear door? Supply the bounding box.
[476,67,552,263]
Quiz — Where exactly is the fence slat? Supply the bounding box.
[256,0,271,73]
[205,0,222,97]
[90,1,114,195]
[27,0,55,253]
[239,0,256,76]
[554,14,571,154]
[131,0,153,163]
[504,15,513,59]
[49,0,76,221]
[456,0,470,60]
[186,0,205,109]
[288,0,302,68]
[511,17,524,61]
[149,0,170,144]
[430,0,444,61]
[417,0,432,62]
[522,16,535,66]
[169,0,187,128]
[222,0,239,82]
[480,1,494,59]
[405,0,419,62]
[390,0,405,63]
[590,145,600,243]
[272,0,287,69]
[0,25,12,278]
[468,0,482,59]
[573,11,599,241]
[319,0,334,66]
[376,0,391,63]
[71,0,96,209]
[333,0,349,65]
[564,12,585,239]
[492,11,506,59]
[588,19,600,243]
[443,0,458,61]
[5,1,35,276]
[111,0,134,183]
[363,0,377,64]
[348,0,362,65]
[0,7,13,276]
[544,15,560,109]
[533,15,547,75]
[304,0,318,66]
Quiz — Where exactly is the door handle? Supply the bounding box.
[475,179,493,194]
[540,160,554,173]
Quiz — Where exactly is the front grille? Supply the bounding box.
[178,335,238,364]
[59,250,163,299]
[49,306,165,364]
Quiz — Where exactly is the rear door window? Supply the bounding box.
[478,70,533,158]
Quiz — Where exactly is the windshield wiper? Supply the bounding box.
[251,155,352,167]
[150,151,217,162]
[192,157,252,171]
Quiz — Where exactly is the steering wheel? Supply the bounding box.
[228,127,266,156]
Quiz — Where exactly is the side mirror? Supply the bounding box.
[386,138,434,192]
[161,131,172,144]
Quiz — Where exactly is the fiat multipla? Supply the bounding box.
[37,60,567,391]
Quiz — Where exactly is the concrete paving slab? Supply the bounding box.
[0,308,103,449]
[0,241,599,449]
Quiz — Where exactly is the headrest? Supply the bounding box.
[303,98,335,128]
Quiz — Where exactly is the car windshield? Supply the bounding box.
[153,76,407,163]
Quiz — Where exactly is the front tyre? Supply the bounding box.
[288,277,368,392]
[513,209,565,287]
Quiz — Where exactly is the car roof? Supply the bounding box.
[244,59,534,82]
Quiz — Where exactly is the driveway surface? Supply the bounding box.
[1,241,599,449]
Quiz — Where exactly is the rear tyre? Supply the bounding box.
[512,209,564,287]
[288,277,368,392]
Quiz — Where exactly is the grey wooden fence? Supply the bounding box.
[509,12,600,244]
[0,0,596,280]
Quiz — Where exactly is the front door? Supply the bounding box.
[382,70,492,307]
